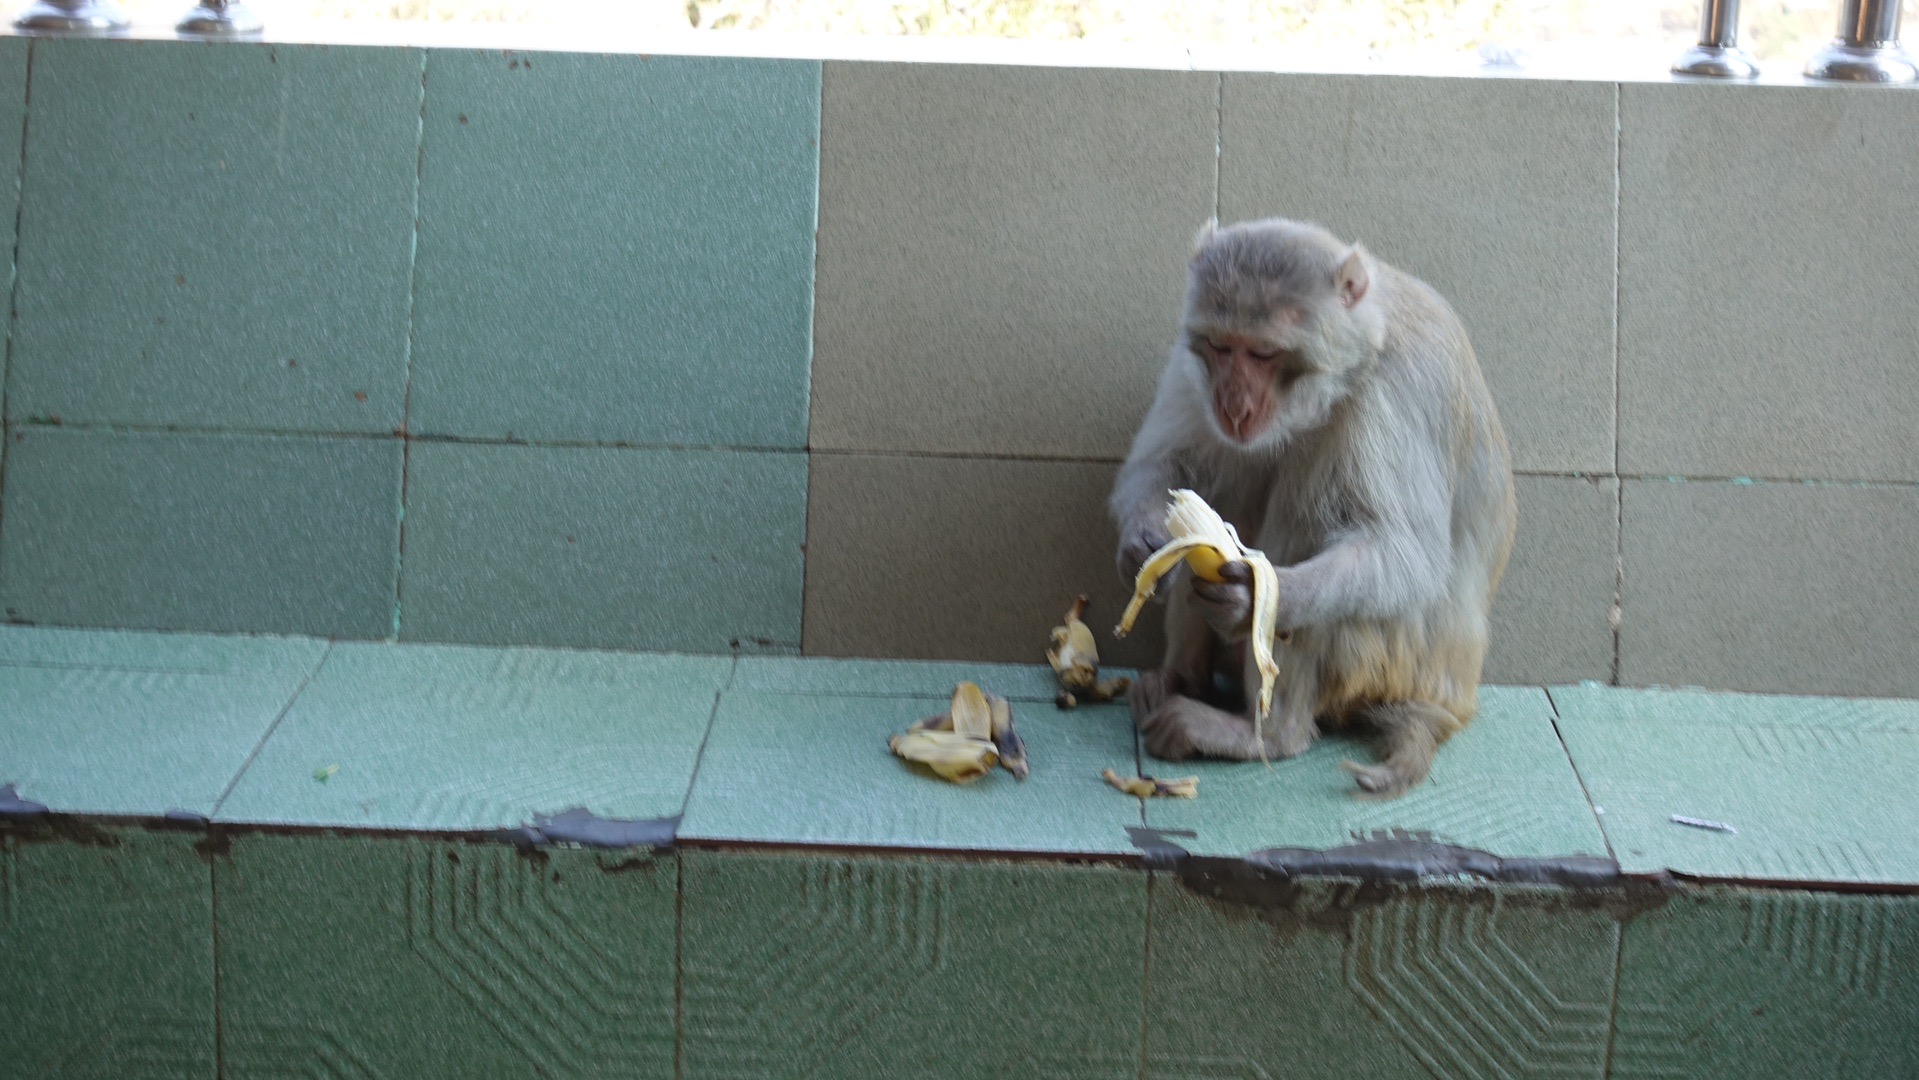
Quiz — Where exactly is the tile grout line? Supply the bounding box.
[390,47,430,644]
[675,653,740,822]
[1609,81,1624,687]
[1210,70,1222,221]
[1541,685,1615,863]
[797,60,825,659]
[210,851,225,1080]
[1599,902,1627,1080]
[0,40,35,577]
[673,849,685,1080]
[210,640,335,817]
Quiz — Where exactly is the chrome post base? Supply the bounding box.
[1804,41,1919,82]
[1673,43,1762,78]
[13,0,129,33]
[177,1,264,36]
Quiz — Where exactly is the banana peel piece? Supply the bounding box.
[1101,768,1198,799]
[891,729,998,783]
[1047,595,1101,692]
[949,681,994,740]
[1114,489,1284,749]
[986,691,1029,779]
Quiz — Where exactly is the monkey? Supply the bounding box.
[1109,217,1515,797]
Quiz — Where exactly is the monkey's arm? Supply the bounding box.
[1273,448,1453,630]
[1109,367,1206,578]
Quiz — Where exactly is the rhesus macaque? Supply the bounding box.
[1110,218,1515,797]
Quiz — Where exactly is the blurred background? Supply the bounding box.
[108,0,1917,67]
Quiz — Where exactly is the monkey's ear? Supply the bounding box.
[1336,246,1371,308]
[1190,219,1219,259]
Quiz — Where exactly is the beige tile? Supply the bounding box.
[1619,83,1919,482]
[802,452,1163,669]
[809,62,1216,460]
[1620,480,1919,697]
[1219,73,1617,475]
[1484,474,1618,686]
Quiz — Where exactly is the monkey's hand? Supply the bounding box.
[1189,561,1255,641]
[1117,521,1173,583]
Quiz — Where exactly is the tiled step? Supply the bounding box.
[3,625,1916,1078]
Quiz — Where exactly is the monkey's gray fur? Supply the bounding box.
[1110,217,1515,797]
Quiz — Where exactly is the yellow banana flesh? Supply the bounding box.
[1114,489,1284,749]
[890,729,998,783]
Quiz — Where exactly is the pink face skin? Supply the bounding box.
[1196,333,1291,445]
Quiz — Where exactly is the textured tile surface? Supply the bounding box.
[1146,879,1617,1079]
[409,50,818,447]
[803,452,1164,669]
[680,690,1142,854]
[0,428,404,638]
[1619,83,1919,482]
[10,39,422,433]
[681,849,1146,1077]
[399,441,806,652]
[1611,888,1919,1079]
[1220,73,1616,474]
[1550,684,1919,884]
[735,655,1073,702]
[218,834,676,1079]
[216,641,728,829]
[1619,479,1919,696]
[0,626,324,816]
[1484,474,1618,685]
[809,62,1215,459]
[0,827,215,1078]
[1142,687,1607,859]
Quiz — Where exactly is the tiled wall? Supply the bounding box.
[0,35,1913,696]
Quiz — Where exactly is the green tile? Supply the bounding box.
[0,39,28,280]
[681,848,1145,1078]
[1550,684,1919,884]
[0,626,325,816]
[1145,879,1617,1079]
[409,50,819,448]
[1142,687,1608,860]
[0,826,215,1077]
[734,655,1091,702]
[215,641,728,829]
[218,834,675,1079]
[679,690,1142,854]
[398,441,805,652]
[9,39,423,434]
[0,428,404,638]
[1612,887,1919,1078]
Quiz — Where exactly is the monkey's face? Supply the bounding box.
[1189,328,1310,446]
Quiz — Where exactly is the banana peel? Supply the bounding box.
[1047,595,1131,708]
[1114,489,1284,748]
[1102,768,1198,799]
[890,682,1028,782]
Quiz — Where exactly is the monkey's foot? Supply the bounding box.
[1267,713,1316,759]
[1339,759,1422,799]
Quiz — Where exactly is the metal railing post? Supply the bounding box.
[13,0,128,32]
[1805,0,1917,82]
[177,0,263,36]
[1674,0,1761,77]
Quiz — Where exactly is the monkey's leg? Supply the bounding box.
[1264,640,1319,759]
[1131,652,1315,763]
[1340,700,1463,797]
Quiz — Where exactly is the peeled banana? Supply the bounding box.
[890,682,1028,783]
[1114,489,1284,742]
[1101,768,1198,799]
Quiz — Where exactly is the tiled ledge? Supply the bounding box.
[5,626,1919,1078]
[4,623,1916,888]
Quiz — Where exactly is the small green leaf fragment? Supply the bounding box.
[314,764,339,782]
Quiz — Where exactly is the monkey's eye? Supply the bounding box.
[1250,348,1280,362]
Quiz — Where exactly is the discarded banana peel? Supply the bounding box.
[1102,767,1198,799]
[889,682,1028,783]
[1047,595,1131,709]
[891,729,998,783]
[1114,489,1284,748]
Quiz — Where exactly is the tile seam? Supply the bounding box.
[1541,685,1616,863]
[210,640,335,817]
[391,48,430,643]
[1610,81,1624,687]
[1210,70,1222,221]
[673,849,685,1080]
[5,418,815,454]
[1599,906,1626,1080]
[675,654,738,821]
[0,40,34,568]
[209,852,225,1080]
[1136,870,1155,1080]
